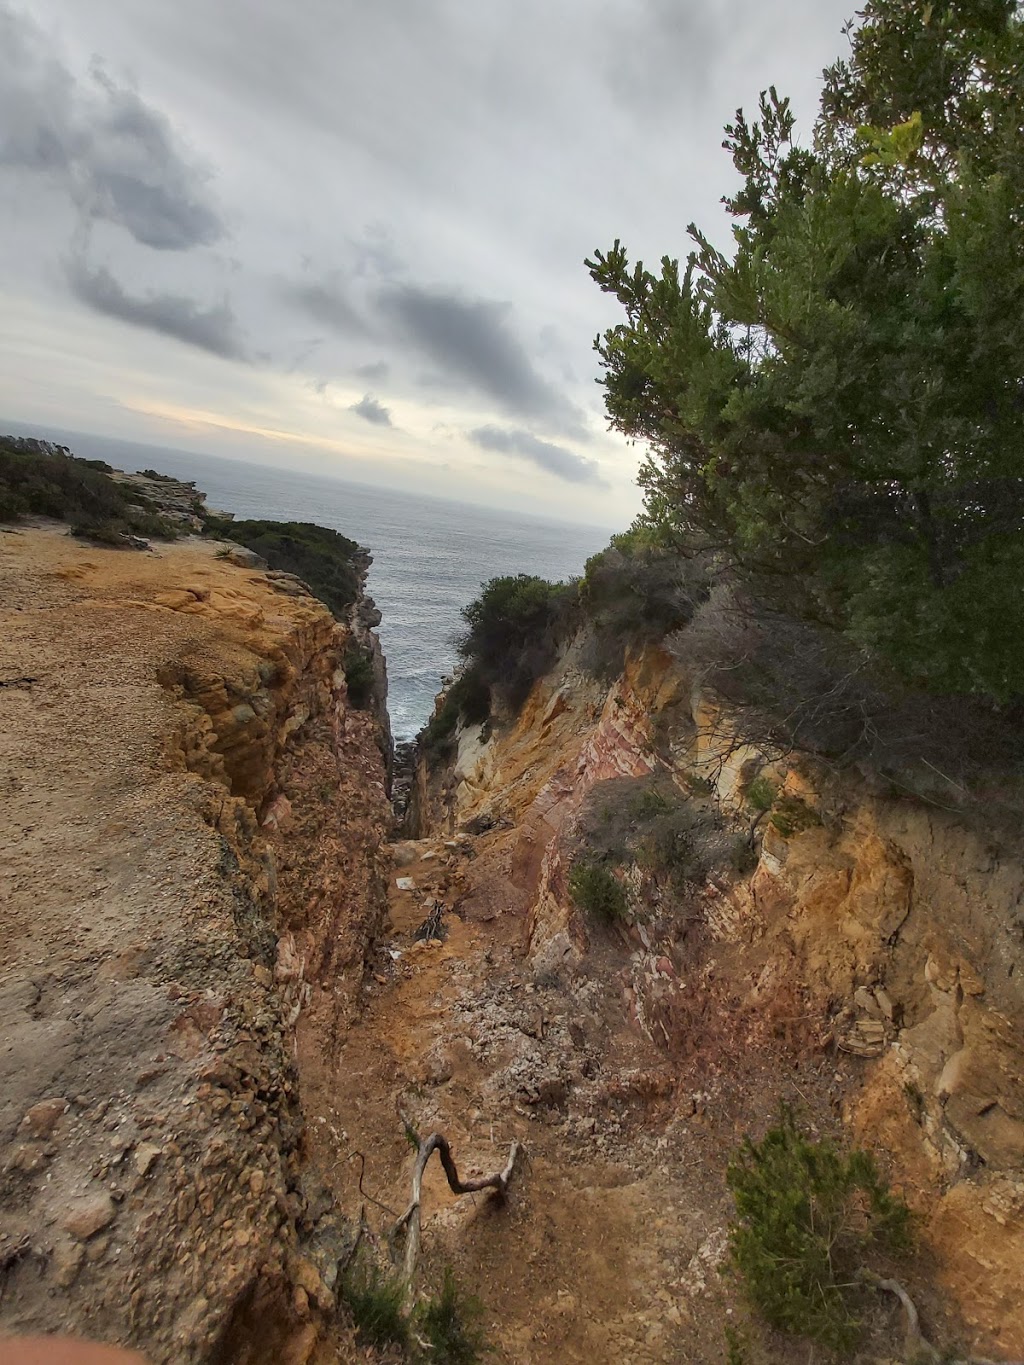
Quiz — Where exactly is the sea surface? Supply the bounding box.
[9,426,613,738]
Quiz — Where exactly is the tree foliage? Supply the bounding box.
[457,573,573,714]
[588,1,1024,701]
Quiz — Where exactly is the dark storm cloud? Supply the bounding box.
[378,284,580,428]
[0,4,223,250]
[469,425,604,487]
[67,257,246,359]
[350,393,392,426]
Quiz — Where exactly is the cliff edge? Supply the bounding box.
[0,522,390,1362]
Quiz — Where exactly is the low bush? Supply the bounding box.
[0,435,178,544]
[414,1266,490,1364]
[205,517,363,617]
[578,541,710,680]
[457,574,576,714]
[568,859,628,924]
[576,775,738,894]
[421,670,492,756]
[727,1110,911,1352]
[343,645,376,709]
[339,1257,409,1350]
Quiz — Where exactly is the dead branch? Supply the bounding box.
[863,1271,1024,1365]
[392,1112,521,1306]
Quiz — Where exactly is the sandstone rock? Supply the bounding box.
[223,546,267,569]
[19,1097,69,1138]
[65,1193,116,1241]
[133,1142,162,1177]
[54,1242,86,1288]
[838,1018,887,1058]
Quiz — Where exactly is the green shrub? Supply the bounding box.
[339,1257,409,1349]
[568,860,628,924]
[344,645,376,709]
[727,1110,911,1353]
[456,573,575,717]
[768,797,821,838]
[414,1266,489,1364]
[578,542,710,680]
[745,776,777,813]
[421,670,492,757]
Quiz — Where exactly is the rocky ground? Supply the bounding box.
[318,830,916,1365]
[3,516,1022,1365]
[0,521,388,1363]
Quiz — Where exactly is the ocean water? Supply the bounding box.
[11,427,613,738]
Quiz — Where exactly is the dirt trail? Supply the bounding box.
[313,822,855,1364]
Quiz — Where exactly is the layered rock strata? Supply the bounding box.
[413,638,1024,1357]
[0,525,390,1362]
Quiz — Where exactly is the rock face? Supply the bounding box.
[416,636,1024,1358]
[0,525,390,1363]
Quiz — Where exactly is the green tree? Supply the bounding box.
[588,0,1024,700]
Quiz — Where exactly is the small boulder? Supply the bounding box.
[223,546,267,569]
[133,1142,162,1177]
[19,1097,69,1139]
[65,1193,116,1241]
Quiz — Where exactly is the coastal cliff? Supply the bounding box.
[2,455,1022,1364]
[406,638,1024,1359]
[0,521,390,1362]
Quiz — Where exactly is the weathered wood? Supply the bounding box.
[392,1117,521,1306]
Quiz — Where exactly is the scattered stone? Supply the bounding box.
[65,1193,116,1241]
[133,1142,162,1177]
[19,1097,70,1139]
[838,1018,887,1058]
[396,876,415,891]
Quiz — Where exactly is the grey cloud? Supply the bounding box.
[469,425,604,486]
[288,279,368,336]
[67,257,246,359]
[355,360,389,382]
[379,283,579,427]
[0,5,222,250]
[350,393,392,426]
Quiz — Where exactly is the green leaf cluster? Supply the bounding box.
[340,1258,489,1363]
[435,573,575,732]
[588,1,1024,701]
[727,1110,911,1351]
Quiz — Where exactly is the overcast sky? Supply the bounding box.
[0,0,852,524]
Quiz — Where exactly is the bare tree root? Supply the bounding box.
[391,1113,521,1307]
[862,1271,1024,1365]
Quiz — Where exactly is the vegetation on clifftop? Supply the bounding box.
[0,435,179,544]
[205,517,365,616]
[589,0,1024,704]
